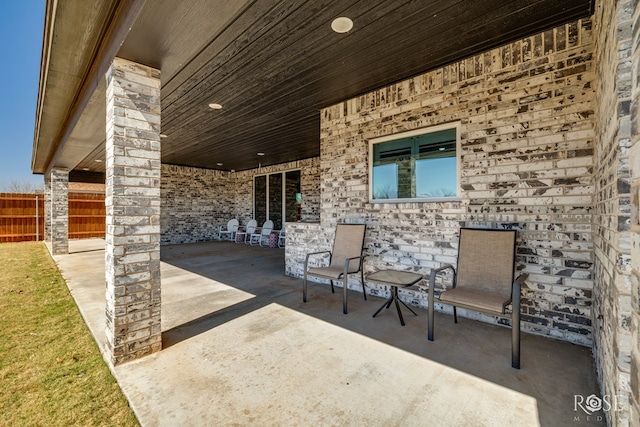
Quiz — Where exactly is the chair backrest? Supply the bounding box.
[227,219,239,232]
[260,220,274,236]
[329,224,366,272]
[245,219,258,234]
[456,228,516,297]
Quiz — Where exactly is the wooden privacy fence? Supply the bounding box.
[0,192,106,242]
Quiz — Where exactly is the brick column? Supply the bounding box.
[49,168,69,255]
[43,177,52,242]
[629,1,640,424]
[105,57,161,365]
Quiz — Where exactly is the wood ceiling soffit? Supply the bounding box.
[44,0,146,175]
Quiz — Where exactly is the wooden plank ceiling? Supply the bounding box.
[74,0,595,173]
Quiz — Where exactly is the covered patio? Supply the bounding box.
[54,239,600,426]
[31,1,640,425]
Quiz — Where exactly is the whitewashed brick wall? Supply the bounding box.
[288,19,597,347]
[160,157,320,244]
[160,165,234,244]
[630,0,640,422]
[593,0,636,425]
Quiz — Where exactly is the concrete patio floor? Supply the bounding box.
[51,238,604,426]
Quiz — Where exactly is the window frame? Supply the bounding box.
[368,122,461,203]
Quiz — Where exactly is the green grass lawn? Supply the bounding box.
[0,242,139,426]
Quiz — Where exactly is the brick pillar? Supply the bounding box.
[44,177,52,242]
[629,1,640,424]
[105,57,161,365]
[49,168,69,255]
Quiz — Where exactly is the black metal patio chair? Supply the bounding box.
[303,224,367,314]
[427,228,528,369]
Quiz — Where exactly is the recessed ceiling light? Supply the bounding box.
[331,17,353,33]
[216,162,223,166]
[95,159,103,163]
[160,134,168,138]
[82,168,90,171]
[257,152,265,156]
[208,103,223,110]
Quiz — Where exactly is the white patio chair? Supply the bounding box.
[278,229,286,248]
[218,219,239,241]
[249,220,273,246]
[235,219,258,243]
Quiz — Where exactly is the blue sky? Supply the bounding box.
[0,1,45,189]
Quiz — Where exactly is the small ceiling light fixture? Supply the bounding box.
[95,159,103,163]
[160,134,168,138]
[208,103,223,110]
[82,168,90,171]
[331,17,353,33]
[217,162,223,166]
[257,152,265,156]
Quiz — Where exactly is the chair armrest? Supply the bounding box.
[343,255,365,272]
[432,264,455,275]
[304,251,332,270]
[512,273,529,300]
[428,264,456,300]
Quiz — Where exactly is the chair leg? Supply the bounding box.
[342,261,352,315]
[360,270,367,301]
[453,306,458,323]
[330,280,335,293]
[428,272,435,341]
[342,277,348,315]
[512,296,521,369]
[303,271,308,303]
[512,317,520,369]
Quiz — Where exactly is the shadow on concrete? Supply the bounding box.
[158,241,604,427]
[54,238,604,426]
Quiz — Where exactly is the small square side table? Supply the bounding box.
[366,270,423,326]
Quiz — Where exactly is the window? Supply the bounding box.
[369,123,460,202]
[254,170,301,229]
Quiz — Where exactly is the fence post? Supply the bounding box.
[35,195,39,241]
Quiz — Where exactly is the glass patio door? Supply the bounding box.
[268,174,283,229]
[254,170,301,230]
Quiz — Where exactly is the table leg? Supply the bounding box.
[393,287,405,326]
[399,298,418,316]
[373,294,394,318]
